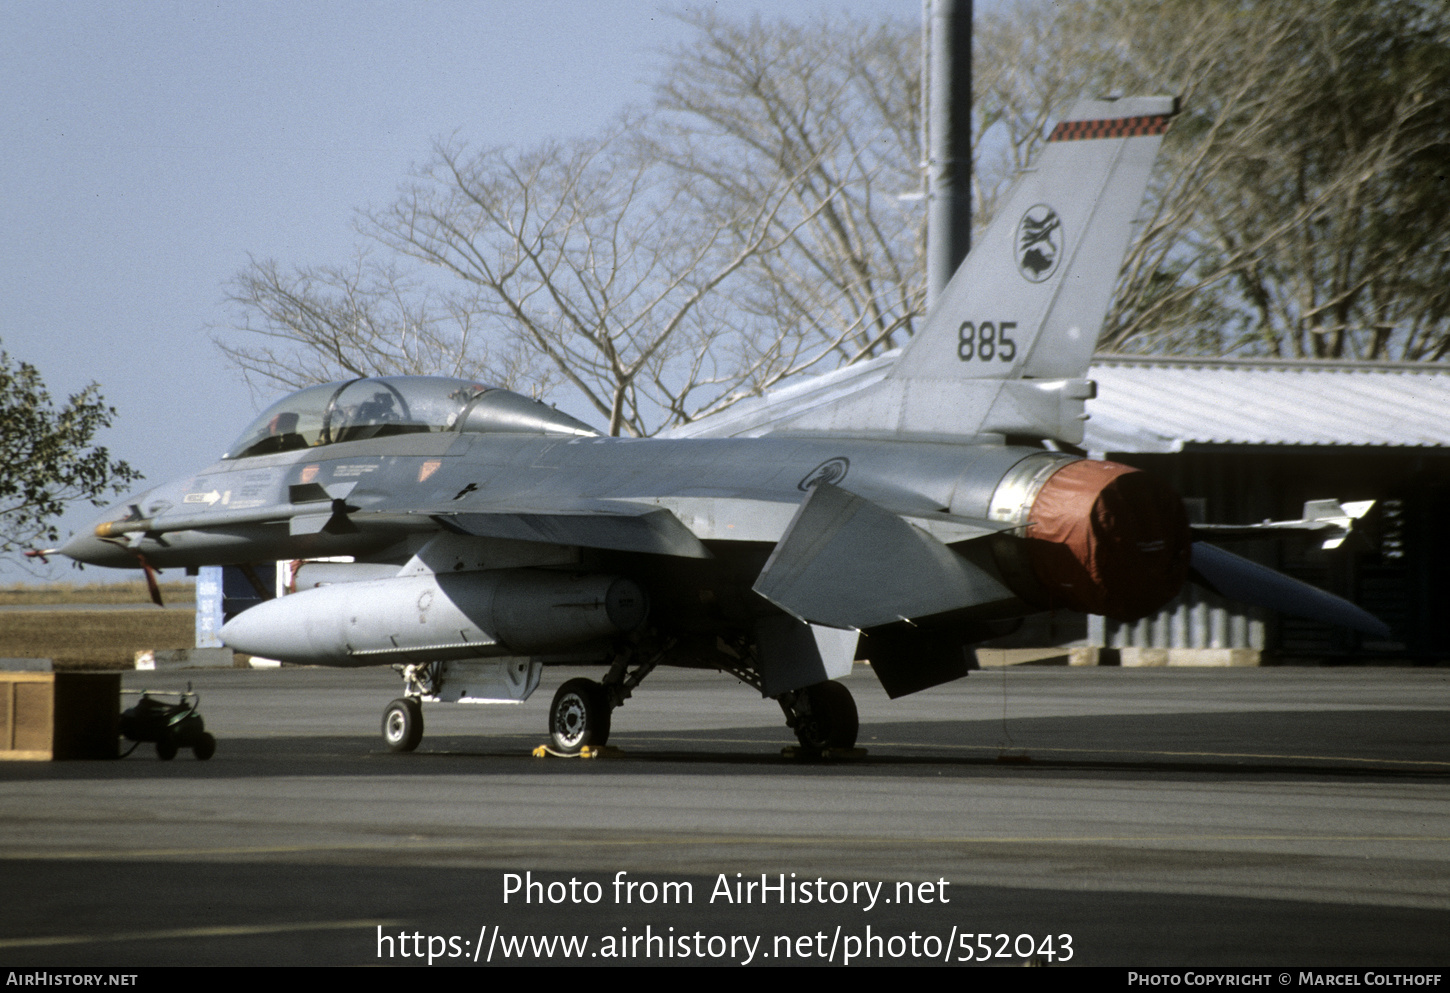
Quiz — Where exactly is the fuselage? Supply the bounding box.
[63,429,1043,571]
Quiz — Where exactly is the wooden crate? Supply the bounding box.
[0,672,120,760]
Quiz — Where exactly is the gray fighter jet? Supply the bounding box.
[60,97,1386,754]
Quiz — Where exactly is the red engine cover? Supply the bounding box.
[1023,460,1191,621]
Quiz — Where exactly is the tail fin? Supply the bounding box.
[774,95,1178,444]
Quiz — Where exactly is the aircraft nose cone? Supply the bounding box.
[58,529,132,568]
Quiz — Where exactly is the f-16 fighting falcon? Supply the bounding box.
[58,97,1387,754]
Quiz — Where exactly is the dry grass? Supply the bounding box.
[0,609,197,669]
[0,580,195,606]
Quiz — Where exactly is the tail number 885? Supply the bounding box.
[957,321,1018,362]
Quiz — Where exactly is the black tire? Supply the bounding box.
[549,679,611,754]
[794,680,859,751]
[156,734,178,761]
[382,697,424,753]
[192,732,217,761]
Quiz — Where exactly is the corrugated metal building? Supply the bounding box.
[1079,356,1450,660]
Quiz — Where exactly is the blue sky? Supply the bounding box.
[1,0,923,582]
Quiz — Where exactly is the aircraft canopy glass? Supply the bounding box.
[223,376,597,459]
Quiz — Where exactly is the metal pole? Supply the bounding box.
[926,0,972,309]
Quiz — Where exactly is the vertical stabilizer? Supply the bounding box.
[773,96,1177,444]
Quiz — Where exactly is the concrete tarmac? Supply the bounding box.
[1,664,1447,967]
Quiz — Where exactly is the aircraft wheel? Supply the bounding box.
[793,681,858,752]
[382,698,424,753]
[549,679,611,754]
[192,732,217,761]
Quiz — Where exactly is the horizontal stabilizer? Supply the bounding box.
[437,504,710,559]
[1189,542,1390,638]
[752,482,1014,630]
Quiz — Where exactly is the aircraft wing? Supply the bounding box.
[422,501,712,559]
[421,490,1004,565]
[84,493,717,559]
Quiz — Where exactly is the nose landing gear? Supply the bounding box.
[382,697,424,753]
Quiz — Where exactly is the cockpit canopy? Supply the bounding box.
[223,376,598,460]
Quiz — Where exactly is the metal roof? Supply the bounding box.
[1083,356,1450,453]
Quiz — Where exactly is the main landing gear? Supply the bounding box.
[545,642,664,754]
[778,680,859,753]
[542,672,861,755]
[549,678,611,753]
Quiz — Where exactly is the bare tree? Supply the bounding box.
[649,9,926,377]
[219,11,936,432]
[363,121,830,436]
[218,2,1450,434]
[217,253,535,396]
